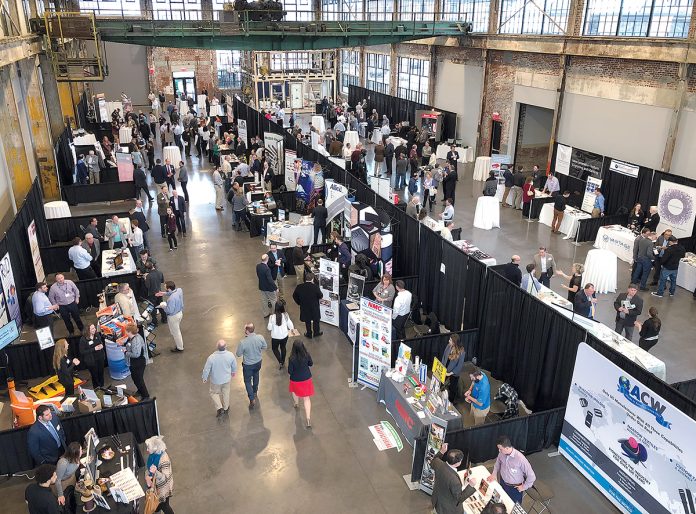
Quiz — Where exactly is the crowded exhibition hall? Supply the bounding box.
[1,1,696,513]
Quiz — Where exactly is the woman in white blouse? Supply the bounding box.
[267,301,295,370]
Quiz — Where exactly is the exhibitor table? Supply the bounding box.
[44,201,72,219]
[458,466,518,514]
[473,157,491,181]
[266,220,315,246]
[452,240,497,266]
[473,196,500,230]
[343,130,359,149]
[435,145,473,164]
[677,255,696,292]
[162,145,182,166]
[594,225,635,263]
[376,371,463,446]
[538,203,592,239]
[583,248,617,294]
[311,115,326,134]
[102,249,137,278]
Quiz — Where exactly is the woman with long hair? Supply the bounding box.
[145,436,174,514]
[53,339,79,396]
[288,339,314,428]
[54,442,82,508]
[557,263,584,303]
[79,324,106,388]
[267,301,295,369]
[442,334,466,402]
[627,203,644,233]
[635,307,661,352]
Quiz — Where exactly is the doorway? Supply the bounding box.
[172,71,197,100]
[513,104,554,172]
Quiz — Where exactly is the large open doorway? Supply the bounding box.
[172,71,197,100]
[513,104,554,171]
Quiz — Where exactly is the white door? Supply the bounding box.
[290,83,303,109]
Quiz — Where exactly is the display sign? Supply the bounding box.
[318,258,339,326]
[431,357,447,384]
[419,416,448,494]
[555,144,572,176]
[656,178,696,240]
[490,154,513,173]
[36,326,55,350]
[369,421,403,452]
[347,272,366,302]
[569,148,604,180]
[264,133,284,176]
[116,152,134,182]
[237,119,248,146]
[356,297,392,390]
[560,343,696,514]
[284,149,297,191]
[609,159,639,178]
[0,319,19,351]
[581,176,602,214]
[0,253,21,328]
[325,179,348,222]
[27,220,45,283]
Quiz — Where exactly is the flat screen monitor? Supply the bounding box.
[0,320,19,351]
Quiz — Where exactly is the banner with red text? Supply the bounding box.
[357,297,392,390]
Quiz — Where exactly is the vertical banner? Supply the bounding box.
[0,253,21,328]
[318,258,339,326]
[325,179,348,222]
[264,133,284,176]
[581,176,602,214]
[238,119,248,146]
[555,144,572,176]
[656,179,696,240]
[116,153,134,182]
[419,416,448,495]
[356,297,392,390]
[560,343,696,514]
[28,220,45,283]
[284,149,297,191]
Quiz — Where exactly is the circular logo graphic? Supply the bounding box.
[603,234,610,243]
[659,187,694,226]
[619,376,630,390]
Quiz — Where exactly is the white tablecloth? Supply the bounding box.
[371,127,383,145]
[73,134,98,146]
[101,249,137,278]
[343,131,359,149]
[197,94,207,112]
[209,104,222,117]
[538,203,592,240]
[459,466,516,514]
[677,258,696,292]
[594,225,635,263]
[178,100,188,115]
[452,240,497,266]
[473,196,500,230]
[311,116,325,134]
[583,248,617,294]
[44,201,71,219]
[266,222,315,246]
[435,145,472,163]
[162,146,182,166]
[118,127,132,145]
[473,156,491,181]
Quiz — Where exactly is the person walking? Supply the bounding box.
[293,272,323,339]
[236,323,267,409]
[48,274,84,335]
[652,236,686,298]
[268,301,295,370]
[134,164,153,204]
[157,185,170,238]
[257,254,278,318]
[79,323,106,388]
[157,281,185,353]
[202,339,238,418]
[213,167,224,210]
[169,189,187,238]
[288,339,314,428]
[53,339,79,397]
[121,322,149,399]
[613,284,643,340]
[292,238,308,285]
[165,208,178,251]
[635,307,661,352]
[145,436,175,514]
[177,161,189,203]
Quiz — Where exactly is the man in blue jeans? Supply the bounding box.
[652,236,686,298]
[631,228,655,290]
[236,323,267,409]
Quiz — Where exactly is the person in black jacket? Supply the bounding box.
[292,273,323,338]
[288,339,314,428]
[130,200,151,249]
[25,464,59,513]
[483,171,498,196]
[134,165,153,203]
[312,199,328,244]
[79,324,106,388]
[335,235,351,282]
[267,243,287,300]
[573,283,597,319]
[500,255,522,286]
[643,206,660,232]
[442,165,458,205]
[169,189,187,237]
[52,339,79,397]
[257,254,278,318]
[151,159,166,188]
[652,236,686,298]
[27,406,66,465]
[430,443,476,514]
[384,141,395,176]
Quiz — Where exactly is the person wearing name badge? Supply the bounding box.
[79,323,106,388]
[48,274,84,335]
[487,435,536,504]
[32,281,59,331]
[430,442,477,514]
[27,405,66,465]
[591,188,605,218]
[574,283,598,319]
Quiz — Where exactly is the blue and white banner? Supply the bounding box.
[560,343,696,514]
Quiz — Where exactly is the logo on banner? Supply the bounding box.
[618,376,671,429]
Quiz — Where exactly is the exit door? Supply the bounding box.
[173,76,197,100]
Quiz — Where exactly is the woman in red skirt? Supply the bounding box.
[288,339,314,428]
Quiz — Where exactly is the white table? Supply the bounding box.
[422,216,443,233]
[44,201,71,219]
[538,203,592,240]
[677,256,696,292]
[371,127,383,145]
[452,240,497,266]
[118,127,132,145]
[197,94,207,113]
[162,146,182,166]
[177,100,189,115]
[473,196,500,230]
[266,221,315,246]
[458,466,516,514]
[343,130,359,149]
[594,225,635,263]
[209,104,222,117]
[101,249,136,278]
[311,115,326,134]
[473,156,491,181]
[73,134,98,146]
[386,136,407,149]
[435,145,472,163]
[583,248,617,294]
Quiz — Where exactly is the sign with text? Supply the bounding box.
[318,258,339,327]
[555,144,572,176]
[284,149,297,191]
[431,357,447,384]
[570,148,604,180]
[581,176,602,214]
[609,159,639,179]
[560,343,696,514]
[27,220,45,283]
[356,297,392,390]
[419,416,448,495]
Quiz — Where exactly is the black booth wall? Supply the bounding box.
[47,211,132,243]
[391,329,478,369]
[671,379,696,404]
[63,181,137,206]
[54,127,75,187]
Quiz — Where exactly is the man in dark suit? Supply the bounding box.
[151,159,166,189]
[257,254,278,318]
[574,283,597,319]
[267,243,287,301]
[442,165,458,205]
[134,165,153,203]
[384,141,395,176]
[335,235,351,282]
[312,199,329,244]
[430,443,476,514]
[292,272,323,338]
[446,145,459,170]
[131,199,151,249]
[500,255,522,286]
[144,261,166,326]
[27,405,66,465]
[164,159,176,191]
[613,284,643,340]
[169,189,187,237]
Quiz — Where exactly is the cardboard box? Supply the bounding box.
[77,398,102,413]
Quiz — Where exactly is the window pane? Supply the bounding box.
[583,0,692,37]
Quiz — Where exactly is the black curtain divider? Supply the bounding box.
[411,407,566,482]
[0,399,159,475]
[40,243,72,275]
[387,202,420,277]
[462,257,488,329]
[77,91,88,130]
[391,329,478,369]
[62,181,137,206]
[671,379,696,404]
[437,242,467,331]
[417,226,443,314]
[575,213,629,242]
[602,158,654,216]
[54,127,75,186]
[47,211,132,243]
[348,85,457,141]
[1,335,82,383]
[649,171,696,252]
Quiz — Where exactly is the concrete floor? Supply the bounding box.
[5,131,694,513]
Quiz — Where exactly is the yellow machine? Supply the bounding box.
[28,375,86,400]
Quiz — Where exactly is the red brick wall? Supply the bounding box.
[566,56,680,89]
[147,47,217,98]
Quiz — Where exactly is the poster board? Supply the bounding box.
[1,253,21,328]
[318,258,339,326]
[555,144,571,176]
[238,119,248,146]
[116,152,134,182]
[325,179,348,222]
[569,148,604,180]
[284,149,297,191]
[560,343,696,514]
[356,297,392,390]
[656,178,696,240]
[347,272,366,302]
[28,220,45,283]
[419,415,448,494]
[581,176,602,214]
[36,326,55,350]
[264,133,284,176]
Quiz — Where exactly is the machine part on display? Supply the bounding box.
[233,0,286,22]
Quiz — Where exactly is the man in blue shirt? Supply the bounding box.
[32,282,59,330]
[68,237,97,280]
[157,280,185,353]
[465,368,491,425]
[202,339,238,418]
[592,188,605,218]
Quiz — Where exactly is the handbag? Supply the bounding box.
[143,481,159,514]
